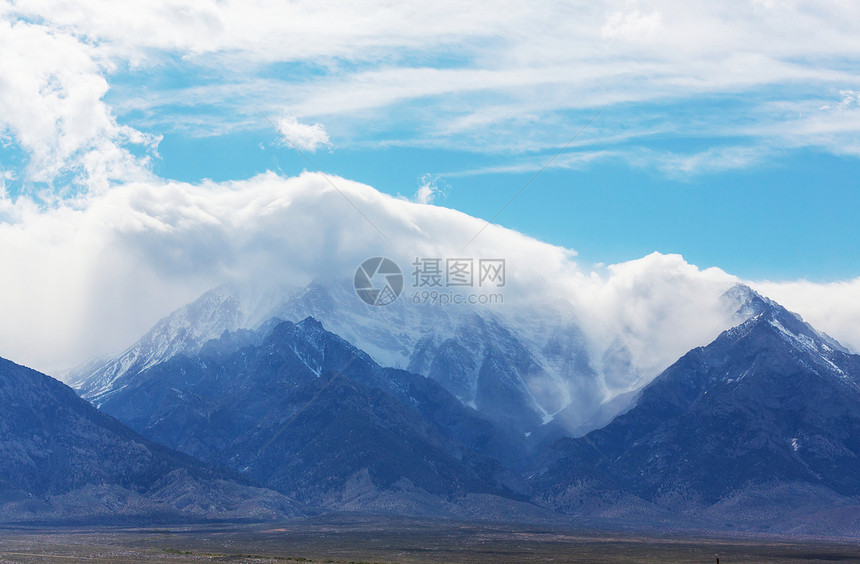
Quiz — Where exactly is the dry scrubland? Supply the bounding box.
[1,516,859,563]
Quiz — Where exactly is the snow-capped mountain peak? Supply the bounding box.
[69,286,248,403]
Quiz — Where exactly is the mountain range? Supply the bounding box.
[69,278,750,438]
[6,281,860,535]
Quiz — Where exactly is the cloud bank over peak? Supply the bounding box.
[0,169,857,391]
[0,171,563,372]
[0,170,769,375]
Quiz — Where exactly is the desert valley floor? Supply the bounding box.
[1,515,859,563]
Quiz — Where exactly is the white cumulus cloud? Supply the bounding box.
[275,116,331,153]
[0,19,157,192]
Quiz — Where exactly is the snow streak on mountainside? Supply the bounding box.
[272,280,608,434]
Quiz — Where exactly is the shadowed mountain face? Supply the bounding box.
[267,281,664,437]
[96,317,530,509]
[531,291,860,520]
[0,357,303,522]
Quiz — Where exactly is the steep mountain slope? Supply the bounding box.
[531,291,860,533]
[67,287,247,403]
[95,317,530,512]
[67,285,295,405]
[0,356,303,522]
[271,281,637,435]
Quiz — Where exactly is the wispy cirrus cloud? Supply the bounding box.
[3,0,858,178]
[412,174,447,204]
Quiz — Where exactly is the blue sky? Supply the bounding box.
[2,1,860,371]
[148,129,860,281]
[2,1,857,281]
